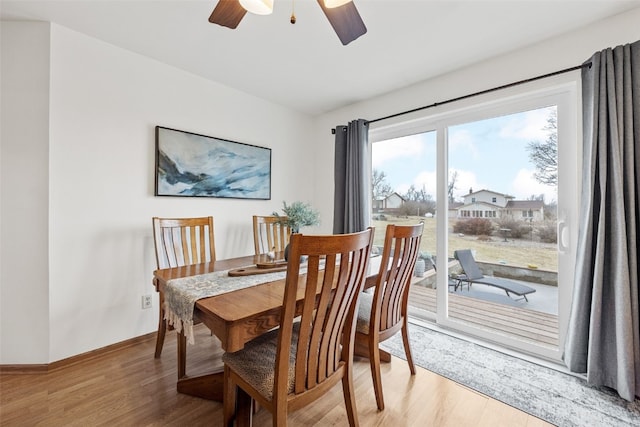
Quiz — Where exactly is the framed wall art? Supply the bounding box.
[155,126,271,200]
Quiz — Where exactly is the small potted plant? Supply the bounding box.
[273,201,320,260]
[273,201,320,233]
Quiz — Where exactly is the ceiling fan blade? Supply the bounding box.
[209,0,247,29]
[317,0,367,45]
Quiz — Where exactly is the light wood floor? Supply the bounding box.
[0,326,552,427]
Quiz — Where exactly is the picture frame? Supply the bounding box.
[154,126,271,200]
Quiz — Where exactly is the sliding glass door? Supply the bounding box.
[370,80,579,362]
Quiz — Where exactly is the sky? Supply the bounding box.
[372,106,557,204]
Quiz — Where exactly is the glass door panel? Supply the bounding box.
[371,131,437,319]
[445,106,560,353]
[371,81,578,362]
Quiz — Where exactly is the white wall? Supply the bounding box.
[312,8,640,226]
[1,22,315,363]
[2,8,638,365]
[1,22,51,364]
[310,9,639,359]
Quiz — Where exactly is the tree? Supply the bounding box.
[448,170,458,203]
[404,184,431,203]
[401,184,436,216]
[404,184,418,202]
[527,109,557,186]
[372,169,394,200]
[544,200,558,220]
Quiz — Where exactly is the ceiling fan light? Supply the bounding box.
[324,0,352,8]
[239,0,273,15]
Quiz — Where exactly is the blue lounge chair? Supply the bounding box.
[453,249,536,302]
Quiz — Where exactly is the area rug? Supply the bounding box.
[380,323,640,426]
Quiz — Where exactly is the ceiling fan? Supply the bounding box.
[208,0,367,46]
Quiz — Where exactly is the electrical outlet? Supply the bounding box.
[142,294,152,309]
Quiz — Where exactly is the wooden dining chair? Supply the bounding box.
[151,216,216,358]
[355,222,424,410]
[222,228,374,427]
[252,215,291,255]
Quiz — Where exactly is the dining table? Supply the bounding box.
[152,252,386,405]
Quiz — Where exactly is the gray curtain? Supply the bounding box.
[333,119,371,234]
[564,40,640,402]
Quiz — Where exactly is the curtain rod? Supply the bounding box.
[332,62,591,133]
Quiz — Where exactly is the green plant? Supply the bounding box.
[273,201,320,233]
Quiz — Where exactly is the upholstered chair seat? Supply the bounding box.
[222,323,300,399]
[355,292,374,335]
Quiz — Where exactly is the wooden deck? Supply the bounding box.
[408,285,559,347]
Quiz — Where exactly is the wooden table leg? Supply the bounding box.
[175,330,225,401]
[178,330,187,379]
[177,371,224,401]
[378,348,392,363]
[354,340,392,363]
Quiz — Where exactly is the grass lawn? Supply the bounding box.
[371,216,558,272]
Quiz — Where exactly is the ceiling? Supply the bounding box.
[2,0,639,115]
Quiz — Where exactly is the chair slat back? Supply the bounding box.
[274,228,374,402]
[252,215,291,255]
[152,217,216,269]
[373,223,424,332]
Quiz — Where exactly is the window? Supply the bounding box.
[492,197,497,203]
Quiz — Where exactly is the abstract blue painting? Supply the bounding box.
[155,126,271,199]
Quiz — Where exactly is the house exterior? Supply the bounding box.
[373,192,405,212]
[455,189,544,221]
[448,202,464,219]
[503,200,546,221]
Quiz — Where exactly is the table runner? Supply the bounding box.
[164,268,289,344]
